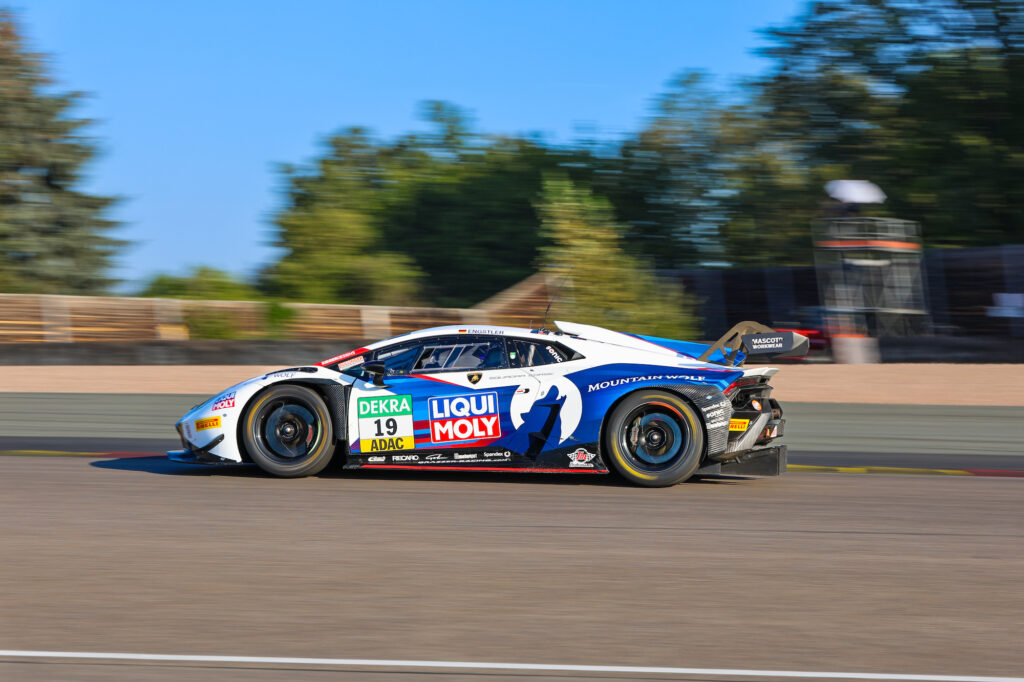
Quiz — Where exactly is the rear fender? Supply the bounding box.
[598,384,731,462]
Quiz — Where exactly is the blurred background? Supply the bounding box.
[1,0,1022,362]
[2,5,1023,679]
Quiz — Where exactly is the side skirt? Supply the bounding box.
[359,465,607,474]
[344,442,608,473]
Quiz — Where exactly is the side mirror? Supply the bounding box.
[363,361,387,387]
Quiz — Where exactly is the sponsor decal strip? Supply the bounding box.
[0,650,1018,681]
[362,465,606,473]
[317,347,368,367]
[585,371,735,393]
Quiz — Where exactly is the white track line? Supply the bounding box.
[0,651,1021,681]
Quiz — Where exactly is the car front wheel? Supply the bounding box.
[242,384,335,477]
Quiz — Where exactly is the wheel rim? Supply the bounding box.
[255,398,322,463]
[618,403,689,469]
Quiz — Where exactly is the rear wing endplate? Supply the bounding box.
[698,321,809,367]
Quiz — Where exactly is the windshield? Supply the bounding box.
[340,336,508,379]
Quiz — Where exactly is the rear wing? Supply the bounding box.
[698,321,809,367]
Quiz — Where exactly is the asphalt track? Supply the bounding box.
[1,393,1022,679]
[0,456,1022,680]
[2,393,1022,471]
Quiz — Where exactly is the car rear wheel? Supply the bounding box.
[242,384,335,477]
[603,390,704,487]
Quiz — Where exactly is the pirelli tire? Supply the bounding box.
[603,389,705,487]
[242,384,336,478]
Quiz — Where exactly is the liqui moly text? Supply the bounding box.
[428,392,501,443]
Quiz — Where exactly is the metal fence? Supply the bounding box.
[672,243,1024,339]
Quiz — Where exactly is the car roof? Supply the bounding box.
[367,325,550,349]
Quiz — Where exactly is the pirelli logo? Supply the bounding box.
[728,418,750,432]
[195,416,222,431]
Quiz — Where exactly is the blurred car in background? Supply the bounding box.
[774,306,832,361]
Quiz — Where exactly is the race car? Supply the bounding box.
[168,321,806,487]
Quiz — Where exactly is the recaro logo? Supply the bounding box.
[428,392,501,443]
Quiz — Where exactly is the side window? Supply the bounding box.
[377,344,427,375]
[413,338,508,373]
[513,339,549,367]
[414,343,459,371]
[512,339,572,367]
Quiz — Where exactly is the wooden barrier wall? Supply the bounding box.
[0,273,554,343]
[0,294,489,343]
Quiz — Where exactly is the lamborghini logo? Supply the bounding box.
[467,372,482,385]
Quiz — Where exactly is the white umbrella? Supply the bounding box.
[825,180,886,204]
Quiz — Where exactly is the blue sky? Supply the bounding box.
[18,0,805,290]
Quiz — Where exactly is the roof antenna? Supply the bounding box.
[538,294,554,333]
[527,274,562,333]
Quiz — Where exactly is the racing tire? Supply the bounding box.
[242,384,335,477]
[603,390,705,487]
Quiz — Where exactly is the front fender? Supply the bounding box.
[174,366,350,463]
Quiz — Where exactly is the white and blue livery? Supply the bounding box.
[169,321,804,486]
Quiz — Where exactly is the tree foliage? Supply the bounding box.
[262,127,424,306]
[609,72,723,267]
[735,0,1024,252]
[268,107,602,308]
[139,266,260,301]
[9,2,1024,306]
[537,177,697,339]
[0,12,121,294]
[270,0,1024,298]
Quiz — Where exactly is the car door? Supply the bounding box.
[410,335,530,455]
[347,335,539,459]
[506,337,585,456]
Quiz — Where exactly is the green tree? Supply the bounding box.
[607,71,723,268]
[266,128,423,305]
[714,101,826,267]
[0,12,121,293]
[380,134,586,307]
[269,107,609,308]
[737,0,1024,255]
[537,177,697,339]
[139,266,260,300]
[271,203,423,305]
